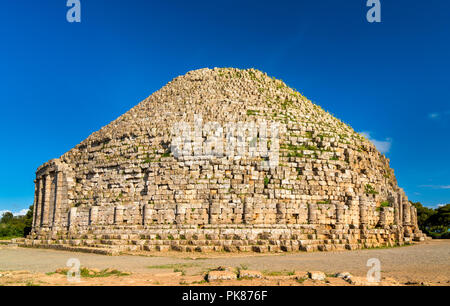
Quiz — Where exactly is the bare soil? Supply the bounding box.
[0,239,449,286]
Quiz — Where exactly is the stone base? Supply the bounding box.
[21,224,427,255]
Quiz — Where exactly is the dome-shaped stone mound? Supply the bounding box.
[26,68,427,254]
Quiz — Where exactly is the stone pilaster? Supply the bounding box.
[379,207,386,227]
[359,200,369,227]
[89,206,99,225]
[52,171,64,228]
[114,206,124,224]
[47,173,56,229]
[403,201,411,225]
[143,204,153,225]
[68,207,77,228]
[33,179,41,229]
[276,202,286,224]
[410,206,418,228]
[41,175,51,227]
[243,198,253,224]
[393,196,399,225]
[336,204,345,225]
[308,203,318,224]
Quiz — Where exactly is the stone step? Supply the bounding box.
[18,237,400,255]
[18,242,120,255]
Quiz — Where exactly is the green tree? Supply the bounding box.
[1,212,14,223]
[0,205,33,239]
[411,202,450,239]
[410,201,436,226]
[24,205,34,237]
[428,204,450,227]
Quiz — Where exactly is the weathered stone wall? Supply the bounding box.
[27,68,427,253]
[31,199,403,229]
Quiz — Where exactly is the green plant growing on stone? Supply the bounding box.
[365,184,378,195]
[380,201,391,208]
[264,176,269,188]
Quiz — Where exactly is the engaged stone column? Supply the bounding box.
[379,207,387,227]
[89,206,99,225]
[52,171,64,228]
[398,193,403,225]
[308,203,318,224]
[174,202,186,225]
[209,200,221,224]
[359,200,368,227]
[336,204,345,225]
[243,198,254,225]
[41,175,51,227]
[68,207,77,229]
[403,202,411,225]
[276,203,286,224]
[346,199,359,226]
[143,204,153,225]
[33,179,41,229]
[114,206,124,224]
[393,196,400,225]
[410,206,418,228]
[47,174,56,229]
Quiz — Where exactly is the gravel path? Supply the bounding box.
[1,240,449,284]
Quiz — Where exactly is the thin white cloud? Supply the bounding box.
[360,131,392,154]
[16,209,29,216]
[428,111,450,120]
[0,209,28,217]
[419,185,450,190]
[428,113,440,119]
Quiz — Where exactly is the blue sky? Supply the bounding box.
[0,0,449,213]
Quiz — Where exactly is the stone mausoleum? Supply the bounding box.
[24,68,427,254]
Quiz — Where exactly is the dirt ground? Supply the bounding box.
[0,239,449,286]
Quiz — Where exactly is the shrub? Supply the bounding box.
[0,205,33,239]
[380,201,391,208]
[411,202,449,239]
[365,184,378,195]
[264,176,269,188]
